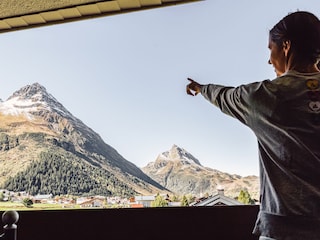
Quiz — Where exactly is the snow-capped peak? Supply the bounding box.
[0,83,71,119]
[159,144,202,166]
[8,82,48,101]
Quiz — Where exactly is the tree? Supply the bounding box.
[180,195,189,206]
[170,195,179,202]
[151,194,168,207]
[185,194,196,204]
[22,198,34,208]
[237,189,255,205]
[0,191,5,202]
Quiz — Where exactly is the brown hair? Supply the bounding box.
[270,11,320,65]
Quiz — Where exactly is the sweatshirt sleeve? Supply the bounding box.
[200,83,253,126]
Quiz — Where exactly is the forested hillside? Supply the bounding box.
[2,151,136,197]
[0,83,168,197]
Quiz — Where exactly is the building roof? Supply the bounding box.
[33,194,53,200]
[0,0,201,34]
[135,193,169,201]
[192,190,242,206]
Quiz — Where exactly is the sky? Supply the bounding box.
[0,0,319,177]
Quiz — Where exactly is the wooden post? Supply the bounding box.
[0,211,19,240]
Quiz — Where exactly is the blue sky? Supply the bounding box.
[0,0,319,176]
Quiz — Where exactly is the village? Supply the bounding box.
[0,188,251,210]
[0,188,182,209]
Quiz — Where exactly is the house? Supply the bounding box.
[168,201,181,207]
[133,195,156,207]
[79,198,104,208]
[32,194,53,204]
[130,203,144,208]
[191,188,242,206]
[133,193,170,207]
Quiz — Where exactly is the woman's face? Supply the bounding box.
[268,38,287,76]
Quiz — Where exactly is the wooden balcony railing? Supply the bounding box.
[1,205,260,240]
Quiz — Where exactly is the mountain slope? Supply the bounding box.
[142,145,259,199]
[0,83,167,197]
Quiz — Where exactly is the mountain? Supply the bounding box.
[141,145,259,199]
[0,83,167,197]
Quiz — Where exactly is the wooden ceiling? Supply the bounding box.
[0,0,200,33]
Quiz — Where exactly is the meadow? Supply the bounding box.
[0,202,81,211]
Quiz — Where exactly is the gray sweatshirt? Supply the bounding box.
[200,70,320,239]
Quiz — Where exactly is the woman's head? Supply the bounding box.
[269,11,320,75]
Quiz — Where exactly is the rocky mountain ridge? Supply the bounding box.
[0,83,167,196]
[142,144,259,199]
[0,83,259,199]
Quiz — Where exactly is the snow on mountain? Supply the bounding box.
[142,144,259,198]
[0,83,74,120]
[158,144,202,166]
[0,95,41,119]
[0,82,167,196]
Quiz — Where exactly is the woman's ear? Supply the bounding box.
[282,40,291,57]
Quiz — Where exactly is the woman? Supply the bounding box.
[186,11,320,240]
